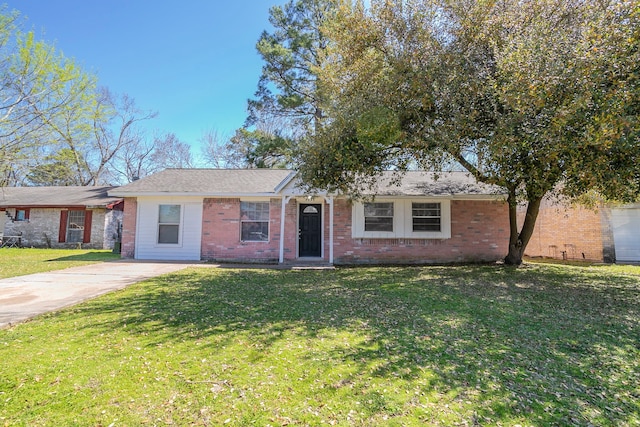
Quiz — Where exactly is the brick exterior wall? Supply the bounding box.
[519,200,614,262]
[333,199,509,264]
[122,196,510,264]
[201,198,284,262]
[121,197,137,258]
[2,207,119,249]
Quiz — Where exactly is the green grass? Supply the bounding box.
[0,248,120,279]
[1,263,639,426]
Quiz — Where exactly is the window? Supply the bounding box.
[59,210,92,244]
[14,209,29,221]
[412,202,441,232]
[158,204,180,244]
[67,210,85,243]
[241,201,269,241]
[352,199,451,239]
[364,202,394,232]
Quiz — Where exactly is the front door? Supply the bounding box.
[299,204,322,257]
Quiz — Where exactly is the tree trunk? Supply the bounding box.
[504,191,543,265]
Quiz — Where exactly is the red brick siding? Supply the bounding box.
[121,197,137,258]
[201,198,284,262]
[333,199,509,264]
[519,201,611,262]
[282,198,299,261]
[124,196,511,263]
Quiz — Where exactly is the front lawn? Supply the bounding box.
[1,263,638,426]
[0,248,120,279]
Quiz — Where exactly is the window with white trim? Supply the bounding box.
[412,202,441,232]
[364,202,394,232]
[352,199,451,239]
[241,201,269,241]
[158,204,181,244]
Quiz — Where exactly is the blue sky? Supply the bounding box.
[4,1,273,155]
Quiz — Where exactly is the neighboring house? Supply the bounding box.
[521,199,640,263]
[109,169,509,264]
[0,186,124,249]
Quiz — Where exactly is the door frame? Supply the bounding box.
[297,202,323,258]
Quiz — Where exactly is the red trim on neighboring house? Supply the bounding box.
[83,210,93,243]
[59,210,68,243]
[13,208,30,221]
[106,200,124,211]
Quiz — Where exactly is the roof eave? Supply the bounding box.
[0,204,115,209]
[273,171,298,193]
[108,191,283,198]
[109,191,506,199]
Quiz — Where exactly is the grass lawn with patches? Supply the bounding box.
[0,248,120,279]
[0,263,638,426]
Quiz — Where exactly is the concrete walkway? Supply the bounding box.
[0,260,194,329]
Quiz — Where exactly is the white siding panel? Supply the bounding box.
[612,206,640,263]
[135,198,203,261]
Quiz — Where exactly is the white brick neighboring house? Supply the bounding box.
[0,186,124,249]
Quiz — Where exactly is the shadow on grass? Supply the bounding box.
[46,251,120,262]
[78,264,639,425]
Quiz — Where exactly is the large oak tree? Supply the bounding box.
[299,0,639,264]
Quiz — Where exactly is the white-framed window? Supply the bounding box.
[158,204,181,244]
[241,201,269,241]
[352,199,451,239]
[364,202,394,232]
[412,202,441,232]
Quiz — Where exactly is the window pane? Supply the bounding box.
[241,221,269,241]
[412,202,440,217]
[16,210,26,221]
[412,202,441,232]
[67,210,85,243]
[364,202,393,232]
[241,202,269,221]
[158,224,179,244]
[303,206,318,214]
[364,202,393,217]
[413,217,441,231]
[159,205,180,223]
[365,217,394,232]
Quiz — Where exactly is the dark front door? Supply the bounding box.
[299,204,322,257]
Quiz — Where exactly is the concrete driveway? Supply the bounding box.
[0,260,195,329]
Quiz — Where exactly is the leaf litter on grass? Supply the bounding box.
[0,263,639,426]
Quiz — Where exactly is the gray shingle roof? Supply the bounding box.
[366,171,505,196]
[0,186,122,208]
[110,169,295,196]
[109,169,504,198]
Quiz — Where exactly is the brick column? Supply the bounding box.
[121,197,137,258]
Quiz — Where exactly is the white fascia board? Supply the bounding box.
[108,191,282,198]
[449,194,507,200]
[273,171,298,193]
[280,186,332,197]
[354,194,506,201]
